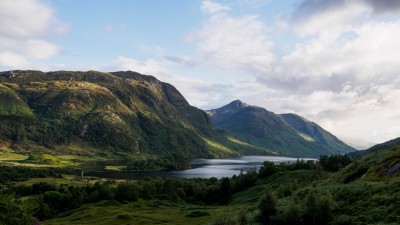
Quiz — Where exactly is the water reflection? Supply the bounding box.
[86,155,316,179]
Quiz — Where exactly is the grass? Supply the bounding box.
[202,137,238,157]
[42,200,213,225]
[227,136,255,147]
[16,176,89,187]
[298,132,315,142]
[0,150,29,161]
[226,136,279,155]
[0,83,34,116]
[105,165,127,171]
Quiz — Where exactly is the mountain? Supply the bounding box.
[347,137,400,158]
[338,136,375,150]
[279,113,354,153]
[0,70,260,168]
[206,100,355,157]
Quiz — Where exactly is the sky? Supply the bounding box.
[1,0,400,144]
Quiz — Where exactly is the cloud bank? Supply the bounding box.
[0,0,67,69]
[178,0,400,143]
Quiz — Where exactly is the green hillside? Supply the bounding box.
[1,137,398,225]
[280,113,354,155]
[0,70,260,169]
[207,100,354,158]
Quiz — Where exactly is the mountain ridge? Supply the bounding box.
[206,100,355,157]
[0,70,260,168]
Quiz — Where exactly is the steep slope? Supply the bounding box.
[347,137,400,158]
[336,138,400,183]
[0,70,246,168]
[280,113,354,154]
[207,100,354,157]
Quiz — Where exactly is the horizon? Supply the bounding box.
[1,0,400,144]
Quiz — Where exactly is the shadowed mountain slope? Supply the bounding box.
[207,100,354,157]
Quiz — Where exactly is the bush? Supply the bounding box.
[186,210,209,217]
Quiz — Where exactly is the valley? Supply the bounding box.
[0,70,399,225]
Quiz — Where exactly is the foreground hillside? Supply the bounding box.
[0,70,268,169]
[207,100,354,157]
[1,137,398,225]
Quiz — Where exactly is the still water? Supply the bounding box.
[86,155,316,179]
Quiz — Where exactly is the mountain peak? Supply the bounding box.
[228,99,249,109]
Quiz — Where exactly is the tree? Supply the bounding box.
[258,186,277,225]
[303,189,335,225]
[0,193,36,225]
[318,191,335,224]
[220,177,231,204]
[304,190,319,225]
[258,161,277,178]
[115,183,138,202]
[285,200,302,225]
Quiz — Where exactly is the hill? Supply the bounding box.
[0,70,262,169]
[206,100,354,157]
[347,137,400,158]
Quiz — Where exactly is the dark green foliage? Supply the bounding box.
[258,161,277,178]
[257,187,277,225]
[210,213,240,225]
[115,183,139,202]
[220,177,231,204]
[319,154,352,172]
[0,193,36,225]
[284,200,302,225]
[186,210,209,217]
[115,213,133,220]
[231,170,258,193]
[0,166,70,184]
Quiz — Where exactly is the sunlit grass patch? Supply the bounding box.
[0,151,29,161]
[202,137,238,157]
[105,165,127,171]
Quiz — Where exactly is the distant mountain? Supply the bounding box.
[347,137,400,158]
[206,100,355,157]
[338,136,375,150]
[0,70,260,168]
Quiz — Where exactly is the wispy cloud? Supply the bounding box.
[201,0,230,15]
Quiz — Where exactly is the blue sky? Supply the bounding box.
[1,0,400,145]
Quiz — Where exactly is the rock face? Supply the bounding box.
[207,100,355,157]
[0,70,238,165]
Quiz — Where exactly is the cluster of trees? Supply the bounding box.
[255,187,336,225]
[0,166,70,184]
[319,154,352,172]
[9,175,248,220]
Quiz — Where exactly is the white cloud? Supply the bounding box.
[179,0,400,143]
[25,39,59,59]
[0,0,66,69]
[201,0,230,15]
[0,52,31,68]
[188,12,275,75]
[114,55,167,76]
